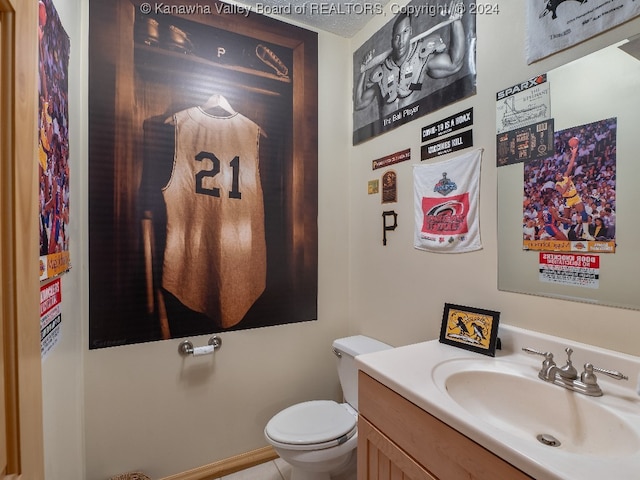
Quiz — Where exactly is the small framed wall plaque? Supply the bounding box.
[382,170,397,203]
[439,303,500,356]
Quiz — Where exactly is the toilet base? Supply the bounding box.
[287,449,356,480]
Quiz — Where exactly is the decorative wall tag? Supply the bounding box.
[372,148,411,170]
[421,107,473,143]
[382,170,397,204]
[382,210,398,246]
[497,118,554,166]
[421,129,473,160]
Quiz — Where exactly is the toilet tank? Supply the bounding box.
[332,335,392,411]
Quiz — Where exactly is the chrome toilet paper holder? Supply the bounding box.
[178,335,222,356]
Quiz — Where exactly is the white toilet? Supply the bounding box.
[264,335,392,480]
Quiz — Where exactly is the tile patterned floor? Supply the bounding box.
[216,456,357,480]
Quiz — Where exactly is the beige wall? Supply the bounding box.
[349,3,640,353]
[41,1,640,480]
[40,0,86,479]
[80,25,352,480]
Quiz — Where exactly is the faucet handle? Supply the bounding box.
[580,363,628,396]
[522,347,555,364]
[522,347,557,381]
[584,363,628,381]
[522,347,553,358]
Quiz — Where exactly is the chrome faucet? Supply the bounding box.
[557,347,578,380]
[523,347,628,397]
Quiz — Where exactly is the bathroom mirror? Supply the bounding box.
[497,33,640,310]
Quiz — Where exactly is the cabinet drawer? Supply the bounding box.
[358,372,533,480]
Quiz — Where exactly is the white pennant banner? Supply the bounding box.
[526,1,640,64]
[414,149,483,253]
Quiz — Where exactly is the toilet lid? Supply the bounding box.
[265,400,356,446]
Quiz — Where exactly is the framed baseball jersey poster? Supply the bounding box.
[88,0,318,348]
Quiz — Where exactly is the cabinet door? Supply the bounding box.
[358,416,437,480]
[359,373,533,480]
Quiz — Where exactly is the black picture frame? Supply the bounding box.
[439,303,500,356]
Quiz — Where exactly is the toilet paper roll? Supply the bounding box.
[193,345,215,356]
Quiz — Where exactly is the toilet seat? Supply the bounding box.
[265,400,357,451]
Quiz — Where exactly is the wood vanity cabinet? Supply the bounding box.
[357,372,533,480]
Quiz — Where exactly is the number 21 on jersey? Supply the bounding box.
[194,151,241,199]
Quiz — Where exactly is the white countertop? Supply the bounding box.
[356,324,640,480]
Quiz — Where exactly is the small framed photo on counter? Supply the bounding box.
[439,303,500,357]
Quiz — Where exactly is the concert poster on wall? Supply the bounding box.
[88,0,318,348]
[38,0,71,281]
[523,118,616,254]
[352,0,477,145]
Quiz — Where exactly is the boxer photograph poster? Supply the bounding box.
[88,0,318,348]
[353,0,477,145]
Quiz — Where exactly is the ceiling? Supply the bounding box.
[234,0,393,37]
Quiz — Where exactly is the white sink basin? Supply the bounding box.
[434,359,639,456]
[356,324,640,480]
